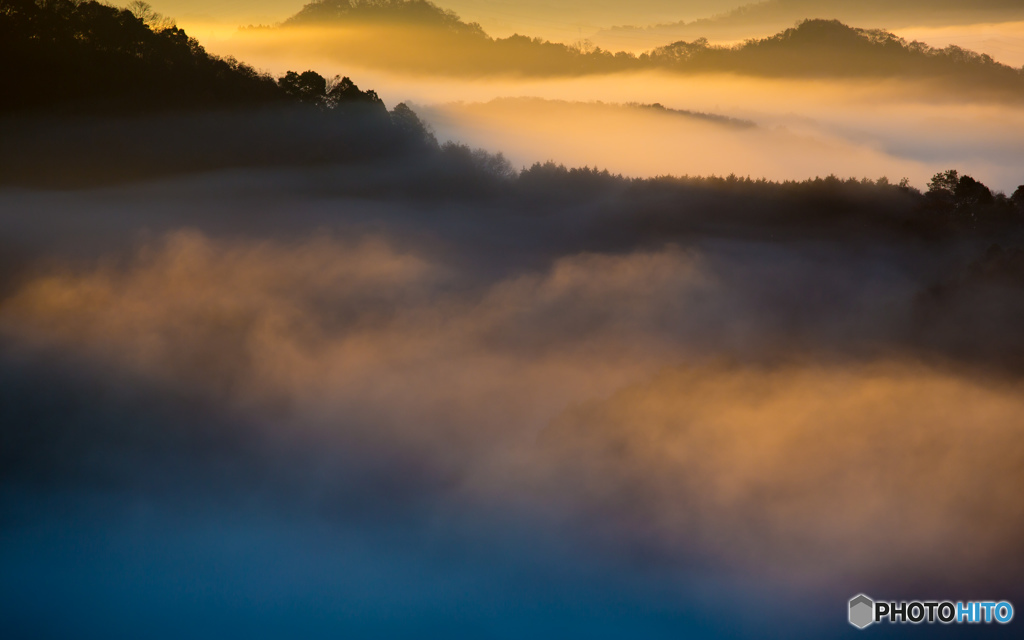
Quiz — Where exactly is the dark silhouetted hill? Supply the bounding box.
[0,0,286,112]
[0,0,398,115]
[0,0,450,179]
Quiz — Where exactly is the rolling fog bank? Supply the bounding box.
[4,161,1024,637]
[3,101,1024,624]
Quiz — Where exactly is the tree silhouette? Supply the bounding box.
[1012,186,1024,204]
[328,76,379,105]
[127,1,174,31]
[389,102,438,148]
[954,175,994,207]
[928,170,960,196]
[278,70,330,105]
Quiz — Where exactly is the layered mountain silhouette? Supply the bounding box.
[598,0,1024,45]
[285,0,745,42]
[647,19,1020,79]
[257,1,1024,95]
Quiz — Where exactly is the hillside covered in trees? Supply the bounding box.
[0,0,449,180]
[0,0,390,113]
[1,0,279,111]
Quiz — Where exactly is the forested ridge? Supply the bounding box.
[0,0,388,113]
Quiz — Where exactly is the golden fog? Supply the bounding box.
[3,231,1023,585]
[188,19,1024,191]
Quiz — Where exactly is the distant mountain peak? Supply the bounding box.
[284,0,487,38]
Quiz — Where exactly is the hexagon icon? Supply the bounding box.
[849,594,874,629]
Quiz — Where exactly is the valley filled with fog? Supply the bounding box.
[3,2,1024,638]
